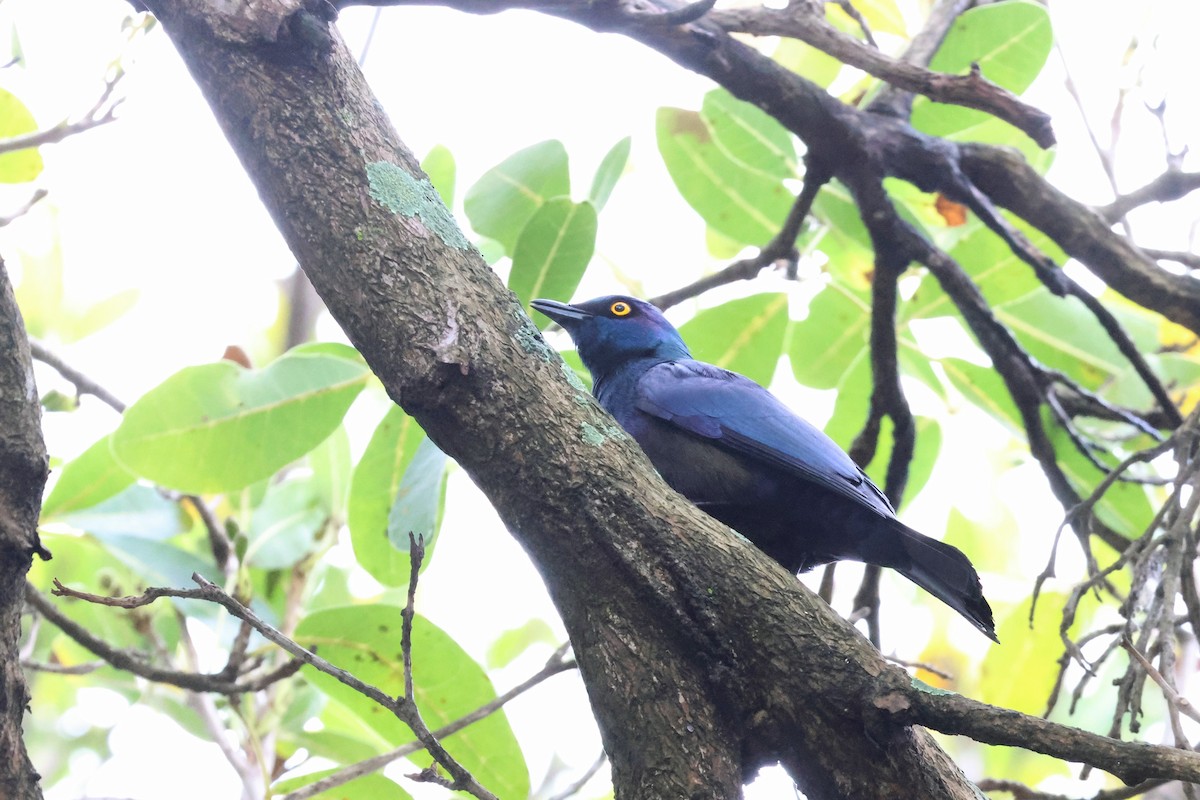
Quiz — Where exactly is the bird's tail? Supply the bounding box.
[887,523,998,642]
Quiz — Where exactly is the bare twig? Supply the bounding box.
[546,751,609,800]
[29,339,127,412]
[651,159,830,310]
[706,4,1054,146]
[1099,170,1200,224]
[30,582,302,694]
[0,189,48,228]
[279,644,577,800]
[0,69,124,156]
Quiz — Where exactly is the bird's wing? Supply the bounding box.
[635,360,896,518]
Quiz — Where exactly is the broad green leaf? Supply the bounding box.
[385,436,448,558]
[790,282,871,390]
[861,416,942,509]
[348,407,433,586]
[508,197,597,315]
[273,770,412,800]
[657,107,794,246]
[245,477,326,570]
[487,618,558,669]
[681,293,790,386]
[284,696,387,767]
[906,221,1050,322]
[420,144,456,207]
[977,594,1073,783]
[588,136,631,211]
[997,290,1130,391]
[41,434,135,519]
[464,140,570,254]
[296,606,530,800]
[0,87,43,182]
[111,350,369,493]
[1050,415,1153,540]
[911,1,1053,141]
[774,38,843,88]
[100,534,217,590]
[811,184,876,290]
[30,534,150,650]
[309,424,352,520]
[701,89,796,178]
[822,351,871,450]
[941,357,1023,435]
[60,288,139,343]
[55,484,187,541]
[839,0,906,36]
[13,238,64,339]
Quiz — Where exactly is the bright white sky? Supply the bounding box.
[3,0,1199,798]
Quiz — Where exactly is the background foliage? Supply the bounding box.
[3,0,1199,797]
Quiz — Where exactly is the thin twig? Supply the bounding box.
[29,339,127,412]
[546,751,609,800]
[0,188,48,227]
[651,159,830,310]
[31,582,302,694]
[279,644,576,800]
[0,69,124,156]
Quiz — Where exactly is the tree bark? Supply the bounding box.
[127,2,1200,797]
[0,256,48,800]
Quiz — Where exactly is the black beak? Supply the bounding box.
[530,298,592,327]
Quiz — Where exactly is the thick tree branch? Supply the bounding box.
[959,144,1200,337]
[706,4,1055,147]
[0,257,50,800]
[132,2,1200,795]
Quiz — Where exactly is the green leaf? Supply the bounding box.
[1050,416,1153,540]
[941,357,1023,435]
[839,0,906,36]
[906,222,1048,322]
[244,477,327,570]
[656,106,794,246]
[111,350,369,493]
[273,770,412,800]
[309,425,352,520]
[861,416,942,509]
[773,38,843,89]
[508,197,597,315]
[464,140,570,254]
[977,593,1073,782]
[911,1,1053,142]
[487,618,558,669]
[680,293,790,386]
[822,353,871,450]
[385,437,447,558]
[101,534,217,589]
[56,484,187,541]
[60,288,139,343]
[296,606,530,800]
[700,89,796,178]
[420,144,456,207]
[790,282,871,390]
[0,87,43,183]
[348,407,435,586]
[41,435,135,519]
[588,136,631,211]
[997,291,1129,391]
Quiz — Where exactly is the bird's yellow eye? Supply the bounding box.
[610,301,632,317]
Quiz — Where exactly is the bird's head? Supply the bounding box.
[530,295,691,378]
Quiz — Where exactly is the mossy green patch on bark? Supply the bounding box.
[365,161,470,250]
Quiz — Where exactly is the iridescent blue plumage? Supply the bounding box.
[531,295,997,642]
